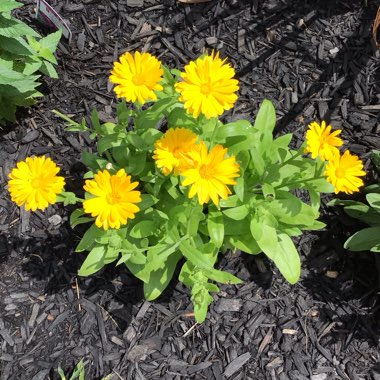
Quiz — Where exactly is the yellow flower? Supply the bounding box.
[8,156,65,211]
[175,51,239,119]
[153,128,198,176]
[324,151,366,194]
[83,169,141,230]
[304,120,343,161]
[109,51,164,104]
[181,141,240,205]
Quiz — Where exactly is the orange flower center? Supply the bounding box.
[200,82,213,95]
[335,168,346,178]
[199,164,214,179]
[107,192,122,205]
[132,74,145,86]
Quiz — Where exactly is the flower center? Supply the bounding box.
[172,146,182,157]
[132,74,145,86]
[335,168,346,178]
[31,177,44,189]
[199,164,213,179]
[107,192,122,205]
[200,82,213,95]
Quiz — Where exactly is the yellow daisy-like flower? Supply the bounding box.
[175,51,239,119]
[109,51,164,104]
[324,151,366,194]
[304,120,343,161]
[153,128,198,176]
[8,156,65,211]
[83,169,141,230]
[181,141,240,205]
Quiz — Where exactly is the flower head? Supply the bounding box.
[175,51,239,119]
[181,141,240,205]
[304,120,343,161]
[8,156,65,211]
[324,150,365,194]
[83,169,141,230]
[153,128,198,176]
[110,51,164,104]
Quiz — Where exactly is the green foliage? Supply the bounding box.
[56,64,334,323]
[57,360,111,380]
[331,153,380,253]
[0,0,61,124]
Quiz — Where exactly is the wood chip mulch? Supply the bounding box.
[0,0,380,379]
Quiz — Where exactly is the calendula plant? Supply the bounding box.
[329,150,379,253]
[0,0,61,124]
[8,51,366,322]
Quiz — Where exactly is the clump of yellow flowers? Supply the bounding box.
[7,50,367,323]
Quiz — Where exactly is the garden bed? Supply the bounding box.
[0,0,380,379]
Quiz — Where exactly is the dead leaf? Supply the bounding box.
[372,6,380,48]
[178,0,212,3]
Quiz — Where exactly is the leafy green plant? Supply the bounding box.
[52,52,338,322]
[57,360,112,380]
[8,49,339,322]
[330,150,380,253]
[0,0,61,124]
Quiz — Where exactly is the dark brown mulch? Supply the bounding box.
[1,0,380,379]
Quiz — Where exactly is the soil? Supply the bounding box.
[0,0,380,379]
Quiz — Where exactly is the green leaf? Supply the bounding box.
[130,220,157,238]
[0,0,22,12]
[38,47,56,64]
[179,240,213,271]
[366,193,380,213]
[215,120,253,141]
[343,204,380,226]
[70,359,86,380]
[139,194,159,211]
[0,14,39,38]
[56,191,79,206]
[39,61,58,79]
[70,209,94,228]
[75,224,104,252]
[39,30,62,56]
[144,251,181,300]
[187,205,204,237]
[97,133,125,154]
[135,96,177,129]
[0,35,34,55]
[253,99,276,134]
[207,209,224,248]
[0,65,40,93]
[223,205,249,221]
[371,150,380,171]
[204,268,242,285]
[275,233,301,284]
[344,227,380,251]
[228,234,261,255]
[192,282,214,323]
[78,245,106,276]
[250,214,278,251]
[167,107,197,129]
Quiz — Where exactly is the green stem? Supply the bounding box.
[274,175,325,191]
[105,150,113,164]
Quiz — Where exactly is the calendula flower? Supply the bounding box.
[175,51,239,119]
[8,156,65,211]
[110,51,164,104]
[181,141,240,205]
[325,151,365,194]
[304,120,343,161]
[153,128,198,176]
[83,169,141,230]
